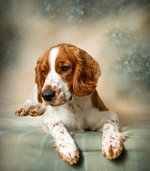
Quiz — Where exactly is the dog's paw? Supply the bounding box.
[15,105,45,117]
[102,132,125,160]
[27,105,45,116]
[56,142,79,165]
[15,107,29,116]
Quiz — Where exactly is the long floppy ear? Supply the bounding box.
[35,57,44,102]
[73,49,101,96]
[35,50,50,102]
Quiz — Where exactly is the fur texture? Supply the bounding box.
[15,43,127,165]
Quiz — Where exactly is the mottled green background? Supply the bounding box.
[0,0,150,107]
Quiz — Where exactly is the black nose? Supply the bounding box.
[42,90,55,101]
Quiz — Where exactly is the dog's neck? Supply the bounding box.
[68,89,108,112]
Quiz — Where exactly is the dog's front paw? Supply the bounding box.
[15,105,45,117]
[15,107,29,116]
[56,142,79,165]
[102,133,125,160]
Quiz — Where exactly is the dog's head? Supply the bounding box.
[35,44,100,106]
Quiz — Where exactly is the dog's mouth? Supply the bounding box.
[42,93,72,106]
[43,99,66,106]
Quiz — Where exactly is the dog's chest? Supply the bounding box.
[43,96,92,131]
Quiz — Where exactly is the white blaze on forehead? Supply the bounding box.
[43,46,72,102]
[49,47,59,72]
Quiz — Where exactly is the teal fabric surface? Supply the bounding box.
[0,109,150,171]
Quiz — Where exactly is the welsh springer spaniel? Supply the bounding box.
[15,43,126,165]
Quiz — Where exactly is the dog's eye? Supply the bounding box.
[41,69,46,75]
[61,65,70,72]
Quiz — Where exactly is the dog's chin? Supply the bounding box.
[49,103,64,107]
[42,101,62,106]
[43,99,72,107]
[42,95,73,107]
[49,101,66,107]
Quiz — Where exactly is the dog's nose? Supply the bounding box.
[42,90,55,101]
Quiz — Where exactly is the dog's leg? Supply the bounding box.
[15,84,45,117]
[102,111,125,159]
[43,118,79,165]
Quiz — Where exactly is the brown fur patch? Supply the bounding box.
[35,50,50,102]
[91,89,109,111]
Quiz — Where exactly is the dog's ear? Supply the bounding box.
[73,49,101,96]
[35,57,44,102]
[35,51,49,102]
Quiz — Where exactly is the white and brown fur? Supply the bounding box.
[15,43,127,165]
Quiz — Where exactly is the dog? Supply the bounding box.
[15,43,126,165]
